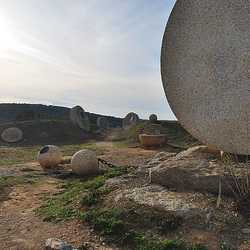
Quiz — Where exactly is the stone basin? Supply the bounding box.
[139,134,167,146]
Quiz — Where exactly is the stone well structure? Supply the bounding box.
[97,116,109,130]
[70,105,90,131]
[1,127,23,143]
[139,124,167,146]
[122,112,139,130]
[161,0,249,155]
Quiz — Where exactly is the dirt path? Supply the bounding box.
[0,129,173,249]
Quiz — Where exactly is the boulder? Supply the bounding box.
[1,127,23,142]
[45,238,76,250]
[149,146,249,195]
[113,185,201,219]
[38,145,62,168]
[122,112,139,130]
[70,105,90,131]
[71,149,99,176]
[97,116,109,130]
[161,0,249,155]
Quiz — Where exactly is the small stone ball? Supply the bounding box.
[149,114,157,122]
[38,145,62,168]
[71,149,99,176]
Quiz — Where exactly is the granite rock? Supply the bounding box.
[161,0,249,155]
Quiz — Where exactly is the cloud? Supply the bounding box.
[0,0,177,120]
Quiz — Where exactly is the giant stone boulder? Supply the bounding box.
[122,112,139,130]
[70,105,90,131]
[161,0,249,155]
[97,116,109,130]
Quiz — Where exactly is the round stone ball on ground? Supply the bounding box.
[38,145,62,168]
[71,149,99,176]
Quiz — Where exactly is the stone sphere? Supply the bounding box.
[70,105,90,131]
[97,116,109,130]
[1,127,23,142]
[122,112,140,130]
[71,149,99,176]
[161,0,249,155]
[38,145,62,168]
[149,114,158,123]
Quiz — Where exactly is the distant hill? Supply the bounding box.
[0,103,123,127]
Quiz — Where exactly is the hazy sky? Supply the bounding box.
[0,0,177,120]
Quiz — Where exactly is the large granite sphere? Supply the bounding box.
[149,114,158,123]
[70,105,90,131]
[38,145,62,168]
[122,112,140,130]
[1,127,23,142]
[71,149,99,176]
[161,0,249,155]
[97,116,109,130]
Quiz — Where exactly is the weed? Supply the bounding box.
[220,164,250,218]
[36,166,132,222]
[20,167,34,172]
[156,216,183,234]
[81,188,110,207]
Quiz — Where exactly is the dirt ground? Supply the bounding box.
[0,130,249,249]
[0,130,176,249]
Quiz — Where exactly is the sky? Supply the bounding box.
[0,0,177,120]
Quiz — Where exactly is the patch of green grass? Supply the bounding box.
[0,173,46,201]
[79,207,187,249]
[35,166,132,222]
[114,122,147,148]
[81,188,110,207]
[0,144,105,167]
[0,146,41,166]
[60,144,105,156]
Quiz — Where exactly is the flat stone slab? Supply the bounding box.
[150,146,250,195]
[113,185,201,219]
[161,0,249,155]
